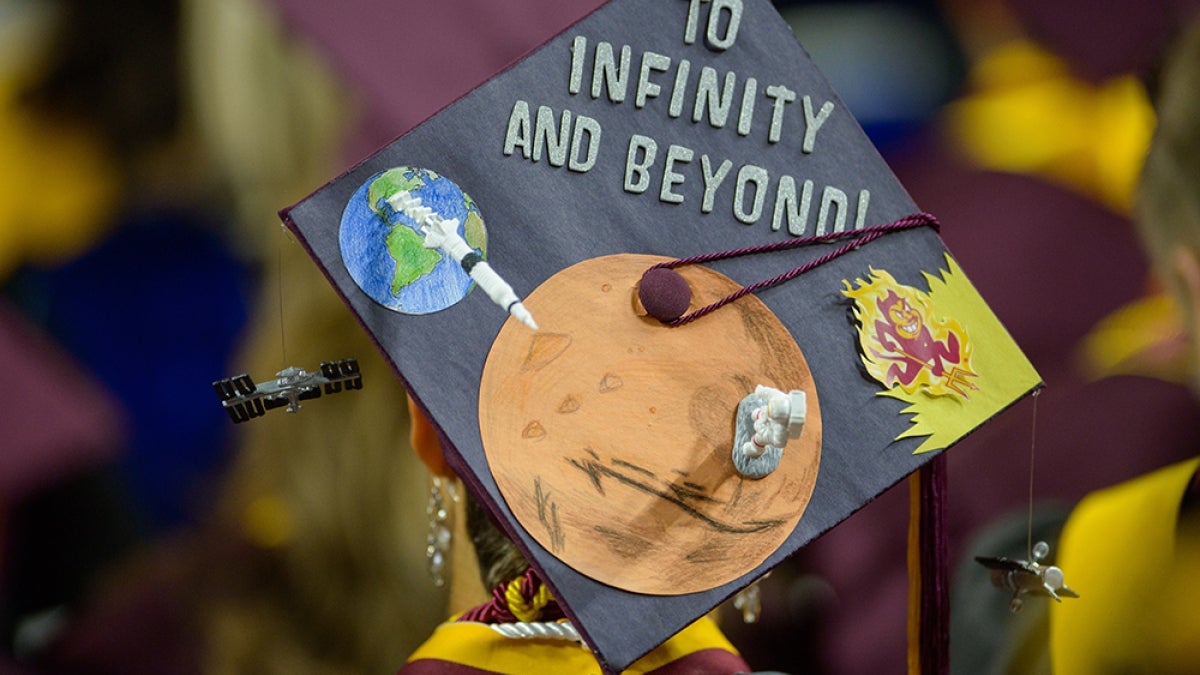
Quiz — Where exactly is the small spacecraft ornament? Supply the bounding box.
[213,358,363,423]
[975,540,1078,612]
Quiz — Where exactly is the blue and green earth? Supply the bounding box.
[339,166,487,314]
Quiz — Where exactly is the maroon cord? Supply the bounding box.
[919,455,949,675]
[652,212,939,326]
[457,567,566,624]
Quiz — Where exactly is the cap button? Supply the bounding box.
[637,267,692,322]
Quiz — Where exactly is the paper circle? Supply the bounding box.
[338,166,488,315]
[479,254,821,595]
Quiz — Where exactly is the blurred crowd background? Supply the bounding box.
[1,0,1197,673]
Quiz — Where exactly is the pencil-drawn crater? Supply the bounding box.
[522,420,546,440]
[523,333,571,371]
[598,373,623,392]
[558,395,580,413]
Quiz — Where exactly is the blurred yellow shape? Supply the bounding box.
[1078,292,1189,383]
[0,73,121,280]
[946,41,1155,213]
[244,493,294,549]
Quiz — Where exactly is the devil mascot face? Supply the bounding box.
[870,289,974,397]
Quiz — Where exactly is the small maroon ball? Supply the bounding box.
[638,267,692,322]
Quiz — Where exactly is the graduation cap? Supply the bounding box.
[281,0,1040,670]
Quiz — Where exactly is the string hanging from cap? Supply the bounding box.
[638,212,939,325]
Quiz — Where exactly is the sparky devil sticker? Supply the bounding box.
[843,268,977,399]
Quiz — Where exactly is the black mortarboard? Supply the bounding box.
[281,0,1039,671]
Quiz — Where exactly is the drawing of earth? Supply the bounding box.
[339,166,488,314]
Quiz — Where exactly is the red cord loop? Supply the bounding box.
[651,212,939,326]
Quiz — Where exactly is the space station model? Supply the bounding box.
[214,358,363,423]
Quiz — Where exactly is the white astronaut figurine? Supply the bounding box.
[741,385,806,459]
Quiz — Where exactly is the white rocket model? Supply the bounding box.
[387,191,538,331]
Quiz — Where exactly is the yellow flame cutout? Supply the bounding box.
[842,255,1040,454]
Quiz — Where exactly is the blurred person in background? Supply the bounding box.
[0,0,222,667]
[186,6,449,668]
[1048,15,1200,674]
[733,0,1200,672]
[4,0,443,672]
[10,0,1200,673]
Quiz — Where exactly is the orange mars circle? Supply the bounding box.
[479,254,821,595]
